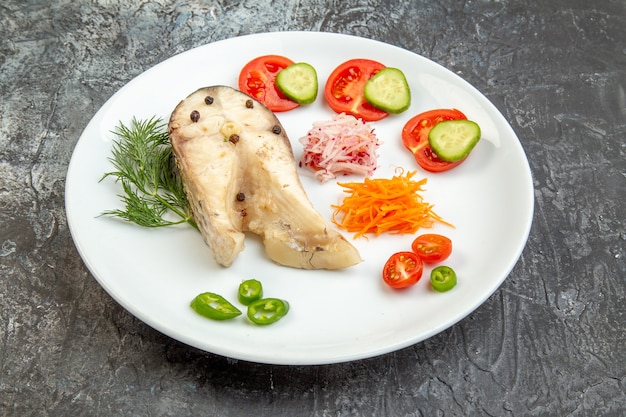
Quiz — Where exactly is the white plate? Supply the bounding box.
[65,32,533,365]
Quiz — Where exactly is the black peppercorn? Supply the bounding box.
[272,125,281,134]
[245,99,254,109]
[204,96,214,105]
[190,110,200,122]
[236,192,245,202]
[229,134,240,144]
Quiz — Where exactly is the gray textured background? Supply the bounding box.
[1,0,625,416]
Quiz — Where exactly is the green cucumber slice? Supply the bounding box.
[275,62,318,105]
[428,120,481,162]
[363,67,411,114]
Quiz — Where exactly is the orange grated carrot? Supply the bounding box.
[331,169,453,239]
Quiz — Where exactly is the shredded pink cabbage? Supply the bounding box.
[298,113,381,183]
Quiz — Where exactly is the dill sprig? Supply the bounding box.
[100,117,198,230]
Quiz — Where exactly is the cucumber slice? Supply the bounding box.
[275,62,318,105]
[428,120,481,162]
[363,67,411,114]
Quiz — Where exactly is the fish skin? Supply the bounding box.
[168,86,361,269]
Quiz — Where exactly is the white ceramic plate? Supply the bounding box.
[65,32,533,365]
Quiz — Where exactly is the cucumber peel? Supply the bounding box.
[275,62,318,105]
[428,120,481,162]
[364,67,411,114]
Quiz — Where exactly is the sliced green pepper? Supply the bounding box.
[238,279,263,305]
[430,266,457,292]
[246,298,290,325]
[190,292,242,320]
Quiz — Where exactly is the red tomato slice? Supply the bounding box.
[238,55,299,112]
[324,58,389,122]
[382,252,424,289]
[411,234,452,264]
[401,109,468,172]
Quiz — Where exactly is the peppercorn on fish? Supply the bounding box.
[168,85,362,269]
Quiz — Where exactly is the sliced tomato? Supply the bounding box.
[382,251,424,289]
[411,234,452,264]
[324,58,389,121]
[238,55,299,112]
[401,108,468,172]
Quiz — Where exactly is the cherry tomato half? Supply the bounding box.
[401,109,468,172]
[238,55,299,112]
[324,58,389,122]
[411,234,453,264]
[382,251,424,289]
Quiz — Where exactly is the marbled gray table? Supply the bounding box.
[1,1,624,416]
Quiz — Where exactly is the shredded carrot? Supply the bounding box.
[331,169,453,239]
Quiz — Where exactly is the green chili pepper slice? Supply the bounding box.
[430,266,457,292]
[190,292,242,320]
[237,279,264,305]
[246,298,290,325]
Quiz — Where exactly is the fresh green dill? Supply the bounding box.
[100,116,198,230]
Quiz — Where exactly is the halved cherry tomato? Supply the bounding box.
[324,58,389,121]
[382,251,424,289]
[238,55,299,112]
[401,109,468,172]
[411,234,452,264]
